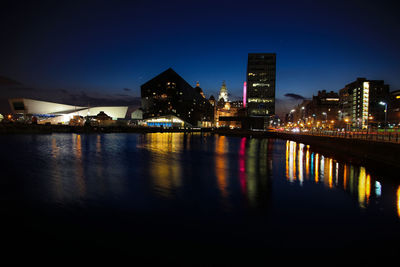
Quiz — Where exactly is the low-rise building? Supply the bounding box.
[8,98,128,125]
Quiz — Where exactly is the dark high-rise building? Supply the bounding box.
[141,68,212,126]
[246,53,276,117]
[388,90,400,125]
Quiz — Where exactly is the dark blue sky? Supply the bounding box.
[1,0,400,113]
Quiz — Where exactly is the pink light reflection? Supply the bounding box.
[239,137,247,193]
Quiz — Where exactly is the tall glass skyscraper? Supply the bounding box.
[246,53,276,116]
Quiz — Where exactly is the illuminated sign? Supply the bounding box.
[243,82,247,108]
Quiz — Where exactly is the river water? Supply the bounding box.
[1,133,399,265]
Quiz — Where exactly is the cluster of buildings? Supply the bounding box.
[287,77,400,130]
[4,53,277,129]
[7,52,398,131]
[133,53,277,129]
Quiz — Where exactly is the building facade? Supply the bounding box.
[388,90,400,125]
[8,98,128,125]
[215,99,243,128]
[246,53,276,117]
[141,68,213,127]
[308,90,339,127]
[339,78,389,129]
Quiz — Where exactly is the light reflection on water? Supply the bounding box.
[1,131,400,265]
[215,135,228,198]
[140,133,183,198]
[284,140,395,212]
[43,133,400,219]
[2,133,400,222]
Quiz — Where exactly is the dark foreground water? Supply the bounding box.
[1,133,399,265]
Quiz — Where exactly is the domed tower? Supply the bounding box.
[218,81,228,102]
[209,95,216,107]
[194,81,205,98]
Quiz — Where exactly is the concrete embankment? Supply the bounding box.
[271,132,400,171]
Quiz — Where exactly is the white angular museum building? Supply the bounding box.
[8,98,128,124]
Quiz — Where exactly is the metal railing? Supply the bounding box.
[279,129,400,144]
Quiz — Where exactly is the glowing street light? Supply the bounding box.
[379,101,387,129]
[322,112,327,124]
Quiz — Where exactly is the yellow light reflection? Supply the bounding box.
[305,146,310,179]
[75,134,86,197]
[343,165,347,190]
[286,141,289,180]
[147,133,182,198]
[349,166,354,194]
[397,186,400,218]
[366,174,371,205]
[358,167,370,208]
[287,141,297,182]
[298,144,304,185]
[216,135,228,198]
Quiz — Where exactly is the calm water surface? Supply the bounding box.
[1,133,399,264]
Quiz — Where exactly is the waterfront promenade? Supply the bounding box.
[281,129,400,144]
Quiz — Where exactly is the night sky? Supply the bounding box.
[1,0,400,116]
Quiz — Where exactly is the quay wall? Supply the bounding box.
[213,129,400,173]
[269,132,400,173]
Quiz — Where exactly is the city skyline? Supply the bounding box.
[1,0,399,115]
[1,1,400,263]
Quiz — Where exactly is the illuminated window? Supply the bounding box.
[252,83,269,87]
[248,98,273,103]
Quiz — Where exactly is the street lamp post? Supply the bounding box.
[322,112,327,130]
[379,101,387,131]
[344,118,349,137]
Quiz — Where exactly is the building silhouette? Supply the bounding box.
[388,90,400,125]
[140,68,213,126]
[308,90,339,126]
[246,53,276,117]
